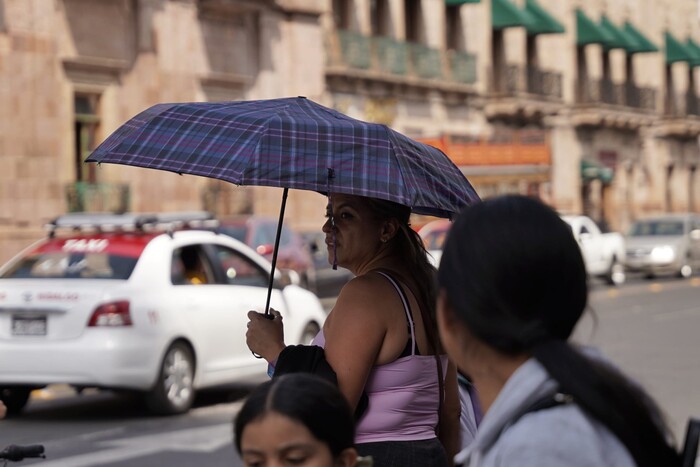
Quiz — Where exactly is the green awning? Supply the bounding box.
[523,0,564,35]
[623,22,658,54]
[492,0,534,30]
[666,32,696,64]
[581,160,614,184]
[599,15,637,51]
[576,9,614,46]
[686,38,700,67]
[445,0,480,4]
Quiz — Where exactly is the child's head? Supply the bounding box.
[235,374,357,467]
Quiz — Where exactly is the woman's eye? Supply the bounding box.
[339,212,352,219]
[286,457,308,465]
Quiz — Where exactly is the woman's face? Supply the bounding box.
[240,412,352,467]
[322,194,385,273]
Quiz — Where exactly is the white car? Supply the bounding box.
[0,212,326,415]
[561,215,626,286]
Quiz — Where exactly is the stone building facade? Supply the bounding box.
[1,0,699,262]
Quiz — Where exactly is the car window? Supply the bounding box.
[0,236,144,280]
[172,245,216,285]
[211,245,269,288]
[219,226,247,243]
[629,221,684,236]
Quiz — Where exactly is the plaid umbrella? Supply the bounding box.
[87,96,478,218]
[87,96,479,317]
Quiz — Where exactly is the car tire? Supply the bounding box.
[300,322,320,345]
[0,387,32,416]
[605,257,626,286]
[145,341,195,415]
[678,262,693,279]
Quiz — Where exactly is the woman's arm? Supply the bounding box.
[323,276,389,410]
[246,308,286,364]
[439,360,461,465]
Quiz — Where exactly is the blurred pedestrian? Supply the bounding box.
[247,194,460,466]
[436,194,680,467]
[0,400,6,419]
[234,373,371,467]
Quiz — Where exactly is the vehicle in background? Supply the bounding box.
[302,231,354,299]
[624,213,700,279]
[217,216,313,288]
[0,212,326,416]
[561,215,626,286]
[418,219,452,267]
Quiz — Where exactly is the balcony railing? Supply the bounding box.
[327,30,476,85]
[336,30,372,69]
[448,50,477,84]
[665,92,700,117]
[408,42,442,80]
[577,78,657,111]
[498,64,562,99]
[65,182,130,213]
[527,65,562,99]
[371,36,408,75]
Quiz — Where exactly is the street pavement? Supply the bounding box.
[1,276,699,466]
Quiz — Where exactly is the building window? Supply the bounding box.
[690,165,697,212]
[666,164,674,211]
[333,0,351,30]
[74,94,100,183]
[446,5,462,50]
[370,0,389,37]
[404,0,422,42]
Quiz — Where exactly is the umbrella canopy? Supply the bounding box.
[86,96,478,219]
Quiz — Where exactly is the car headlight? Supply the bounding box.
[650,245,675,263]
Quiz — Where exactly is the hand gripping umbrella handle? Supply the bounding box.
[252,188,288,359]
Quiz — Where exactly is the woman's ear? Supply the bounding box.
[380,218,399,242]
[335,447,358,467]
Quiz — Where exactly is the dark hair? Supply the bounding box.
[364,197,440,353]
[438,194,679,467]
[234,374,355,457]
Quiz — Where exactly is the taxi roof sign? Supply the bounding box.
[46,211,218,236]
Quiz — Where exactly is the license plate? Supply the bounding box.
[12,316,47,336]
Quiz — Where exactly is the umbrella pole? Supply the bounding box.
[264,187,289,316]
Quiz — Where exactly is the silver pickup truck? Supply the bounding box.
[561,215,627,286]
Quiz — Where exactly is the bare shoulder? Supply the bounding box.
[327,273,395,325]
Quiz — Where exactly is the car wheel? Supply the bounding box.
[0,387,32,416]
[679,262,693,279]
[145,341,195,415]
[300,322,320,345]
[605,257,626,286]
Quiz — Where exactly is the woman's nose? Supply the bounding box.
[322,218,332,233]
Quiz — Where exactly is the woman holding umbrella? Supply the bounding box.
[247,193,461,466]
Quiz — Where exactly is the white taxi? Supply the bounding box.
[0,212,326,415]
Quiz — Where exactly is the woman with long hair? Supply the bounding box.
[436,194,680,466]
[247,194,460,466]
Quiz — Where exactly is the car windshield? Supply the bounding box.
[628,221,684,237]
[0,236,146,280]
[219,226,247,242]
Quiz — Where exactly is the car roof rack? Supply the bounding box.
[46,211,220,237]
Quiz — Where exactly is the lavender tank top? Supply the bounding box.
[312,272,447,443]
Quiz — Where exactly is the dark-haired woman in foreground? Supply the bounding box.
[234,373,371,467]
[436,195,679,466]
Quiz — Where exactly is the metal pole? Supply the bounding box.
[264,188,288,316]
